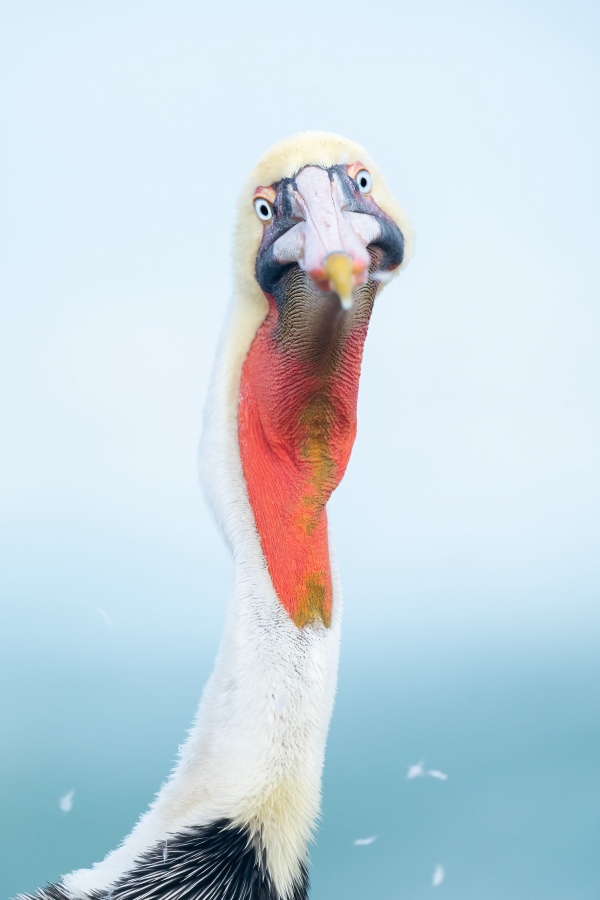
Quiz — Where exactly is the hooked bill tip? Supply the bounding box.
[323,252,354,311]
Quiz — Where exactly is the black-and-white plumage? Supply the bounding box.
[26,823,308,900]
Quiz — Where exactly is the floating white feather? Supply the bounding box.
[59,789,74,813]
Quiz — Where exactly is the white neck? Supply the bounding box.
[61,295,342,900]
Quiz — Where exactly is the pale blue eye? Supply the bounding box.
[356,169,372,194]
[254,198,273,221]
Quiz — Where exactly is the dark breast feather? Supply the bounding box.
[16,820,309,900]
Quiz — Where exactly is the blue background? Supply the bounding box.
[1,1,599,897]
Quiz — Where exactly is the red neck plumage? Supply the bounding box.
[238,295,370,628]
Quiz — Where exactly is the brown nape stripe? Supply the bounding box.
[16,820,309,900]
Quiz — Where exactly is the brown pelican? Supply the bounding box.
[20,132,412,900]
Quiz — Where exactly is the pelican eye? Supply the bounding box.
[355,169,372,194]
[254,197,273,222]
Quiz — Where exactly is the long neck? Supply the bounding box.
[59,276,376,900]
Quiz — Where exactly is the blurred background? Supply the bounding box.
[1,1,599,897]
